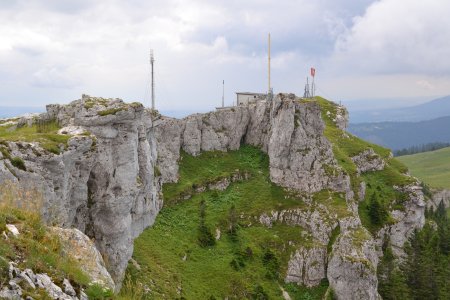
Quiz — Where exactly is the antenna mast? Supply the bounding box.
[268,33,273,100]
[303,77,311,98]
[268,33,271,92]
[150,49,155,109]
[222,80,225,108]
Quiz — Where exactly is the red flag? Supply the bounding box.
[310,67,316,77]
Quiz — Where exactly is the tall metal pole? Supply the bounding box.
[150,49,155,110]
[222,80,225,108]
[268,33,271,93]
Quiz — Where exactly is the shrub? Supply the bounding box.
[10,157,26,171]
[262,249,280,280]
[97,107,124,116]
[198,200,215,247]
[227,204,238,241]
[368,193,388,226]
[0,146,11,159]
[251,285,269,300]
[154,166,162,177]
[85,283,114,300]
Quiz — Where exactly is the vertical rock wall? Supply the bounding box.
[0,97,162,289]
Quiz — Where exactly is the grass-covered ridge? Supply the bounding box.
[124,145,332,299]
[397,146,450,189]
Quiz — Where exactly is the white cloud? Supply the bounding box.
[332,0,450,75]
[0,0,449,110]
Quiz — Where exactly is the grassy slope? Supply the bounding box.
[125,146,330,299]
[397,147,450,189]
[0,206,90,298]
[123,97,415,299]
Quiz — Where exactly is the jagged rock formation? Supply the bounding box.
[375,185,426,257]
[1,262,88,300]
[351,148,385,174]
[327,218,379,300]
[285,247,327,287]
[155,94,350,194]
[154,93,425,299]
[0,95,161,289]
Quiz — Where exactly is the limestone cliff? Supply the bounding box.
[0,93,426,298]
[154,93,425,299]
[0,95,161,288]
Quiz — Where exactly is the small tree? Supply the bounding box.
[198,199,215,247]
[368,193,387,226]
[228,204,238,241]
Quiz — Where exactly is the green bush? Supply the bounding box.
[262,249,280,280]
[0,146,11,159]
[368,193,388,226]
[97,108,124,116]
[85,283,114,299]
[10,157,26,171]
[197,200,215,247]
[251,285,269,300]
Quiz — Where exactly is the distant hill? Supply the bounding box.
[348,116,450,150]
[349,95,450,123]
[397,147,450,189]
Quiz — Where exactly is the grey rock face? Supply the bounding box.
[259,207,338,245]
[376,184,426,257]
[285,246,327,287]
[155,94,350,196]
[268,98,347,193]
[51,227,115,290]
[328,224,380,300]
[0,96,162,288]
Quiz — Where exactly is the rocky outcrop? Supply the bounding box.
[351,149,385,174]
[153,94,382,298]
[50,227,115,290]
[328,219,380,300]
[0,95,162,289]
[259,206,338,245]
[267,97,350,193]
[1,262,88,300]
[155,94,350,195]
[0,93,426,299]
[285,246,327,287]
[376,184,426,257]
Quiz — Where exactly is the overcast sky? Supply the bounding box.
[1,0,450,112]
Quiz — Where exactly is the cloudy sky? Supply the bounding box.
[1,0,450,113]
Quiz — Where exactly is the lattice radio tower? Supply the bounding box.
[150,49,155,110]
[303,77,311,98]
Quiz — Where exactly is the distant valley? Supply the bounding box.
[348,116,450,150]
[348,95,450,150]
[348,95,450,123]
